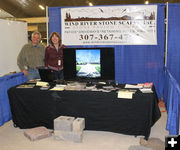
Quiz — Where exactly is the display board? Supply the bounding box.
[61,5,157,45]
[0,19,27,76]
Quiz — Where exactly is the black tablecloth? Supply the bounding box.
[8,85,161,139]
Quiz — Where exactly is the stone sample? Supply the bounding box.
[24,126,52,141]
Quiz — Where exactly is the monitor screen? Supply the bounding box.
[63,47,115,81]
[76,49,101,78]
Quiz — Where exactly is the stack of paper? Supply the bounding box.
[140,88,153,93]
[50,86,65,91]
[117,89,136,99]
[36,81,49,87]
[50,84,66,91]
[27,79,40,83]
[85,85,96,90]
[16,84,35,88]
[124,84,143,89]
[143,82,153,88]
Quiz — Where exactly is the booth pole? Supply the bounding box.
[165,2,168,68]
[46,6,49,45]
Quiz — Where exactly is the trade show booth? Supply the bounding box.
[0,3,180,136]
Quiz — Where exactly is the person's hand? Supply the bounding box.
[23,69,28,76]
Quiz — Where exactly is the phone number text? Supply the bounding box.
[79,34,126,40]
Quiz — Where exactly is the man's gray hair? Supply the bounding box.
[31,31,42,39]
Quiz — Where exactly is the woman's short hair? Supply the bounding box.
[49,32,61,45]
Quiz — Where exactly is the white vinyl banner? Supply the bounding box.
[61,5,157,45]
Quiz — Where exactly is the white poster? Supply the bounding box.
[0,19,27,76]
[61,5,157,45]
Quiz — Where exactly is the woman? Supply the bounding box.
[44,32,66,80]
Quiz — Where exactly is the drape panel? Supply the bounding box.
[167,4,180,84]
[164,4,180,135]
[49,4,165,98]
[164,70,180,135]
[0,72,26,126]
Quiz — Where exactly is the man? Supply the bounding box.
[17,31,45,80]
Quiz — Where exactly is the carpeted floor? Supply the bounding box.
[128,145,154,150]
[0,103,168,150]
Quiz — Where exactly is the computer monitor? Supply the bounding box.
[63,47,115,82]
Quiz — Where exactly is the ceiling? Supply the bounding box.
[0,0,179,18]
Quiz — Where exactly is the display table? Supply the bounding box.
[8,83,161,139]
